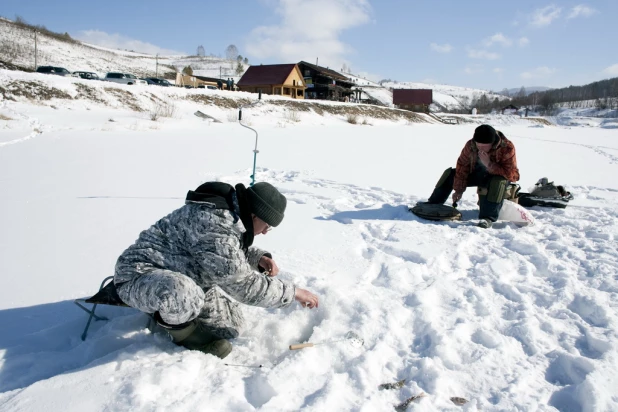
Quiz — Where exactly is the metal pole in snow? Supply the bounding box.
[238,92,263,186]
[34,31,37,70]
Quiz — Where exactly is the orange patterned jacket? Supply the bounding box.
[453,131,520,193]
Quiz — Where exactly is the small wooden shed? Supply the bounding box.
[393,89,433,113]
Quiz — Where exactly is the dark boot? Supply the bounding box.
[478,218,493,229]
[154,312,232,359]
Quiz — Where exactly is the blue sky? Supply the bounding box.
[2,0,616,91]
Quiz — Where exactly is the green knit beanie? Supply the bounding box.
[247,182,287,227]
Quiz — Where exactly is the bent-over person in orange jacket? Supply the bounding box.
[426,124,520,228]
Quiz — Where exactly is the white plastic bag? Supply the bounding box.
[498,200,535,226]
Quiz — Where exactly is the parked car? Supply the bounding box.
[74,71,100,80]
[143,77,171,86]
[197,84,218,90]
[104,72,147,85]
[36,66,75,77]
[123,73,148,85]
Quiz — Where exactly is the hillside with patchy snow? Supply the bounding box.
[0,18,243,80]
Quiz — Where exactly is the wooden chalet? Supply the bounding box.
[297,61,355,101]
[236,64,306,98]
[176,73,218,88]
[393,89,433,113]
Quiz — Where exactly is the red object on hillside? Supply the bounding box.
[393,89,433,105]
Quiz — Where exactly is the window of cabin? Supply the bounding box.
[296,89,302,97]
[283,87,291,95]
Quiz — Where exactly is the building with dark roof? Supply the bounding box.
[297,61,355,101]
[237,64,306,99]
[392,89,433,112]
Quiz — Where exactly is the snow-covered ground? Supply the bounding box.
[1,68,618,412]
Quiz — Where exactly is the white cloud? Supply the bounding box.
[74,30,184,55]
[493,68,505,74]
[465,64,484,75]
[430,43,452,53]
[567,4,597,19]
[530,5,562,27]
[518,37,530,47]
[467,48,500,60]
[602,64,618,76]
[521,66,557,79]
[483,33,512,47]
[246,0,371,69]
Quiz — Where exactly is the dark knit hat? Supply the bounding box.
[473,124,497,144]
[247,182,287,227]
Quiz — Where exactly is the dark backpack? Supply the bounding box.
[518,178,573,208]
[185,182,255,249]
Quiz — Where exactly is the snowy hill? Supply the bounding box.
[383,81,510,112]
[0,18,243,80]
[1,66,618,411]
[1,17,516,112]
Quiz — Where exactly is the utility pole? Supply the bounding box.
[156,53,159,77]
[316,57,318,66]
[219,66,222,79]
[34,30,38,70]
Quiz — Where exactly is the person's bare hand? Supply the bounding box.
[259,256,279,276]
[452,191,463,203]
[295,288,319,309]
[478,151,491,167]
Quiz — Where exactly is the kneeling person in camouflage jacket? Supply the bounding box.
[114,182,318,359]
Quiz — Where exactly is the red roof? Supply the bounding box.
[237,64,300,86]
[393,89,433,105]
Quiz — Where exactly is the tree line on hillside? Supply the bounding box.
[7,15,78,44]
[449,77,618,115]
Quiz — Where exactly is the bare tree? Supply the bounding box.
[182,65,193,76]
[197,45,205,57]
[226,44,239,61]
[243,57,248,65]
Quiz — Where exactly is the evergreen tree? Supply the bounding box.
[235,62,244,76]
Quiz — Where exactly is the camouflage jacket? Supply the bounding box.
[454,131,520,193]
[114,203,296,310]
